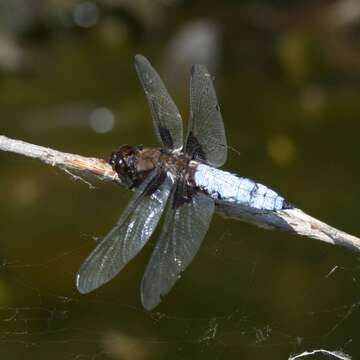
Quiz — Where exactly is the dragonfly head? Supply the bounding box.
[109,145,153,188]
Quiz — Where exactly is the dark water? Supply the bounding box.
[0,2,360,359]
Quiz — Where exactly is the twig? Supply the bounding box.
[1,134,360,253]
[288,349,351,360]
[218,197,360,253]
[0,135,120,184]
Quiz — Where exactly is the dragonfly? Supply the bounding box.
[75,54,346,310]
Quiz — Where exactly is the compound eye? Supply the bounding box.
[109,152,118,166]
[115,159,128,176]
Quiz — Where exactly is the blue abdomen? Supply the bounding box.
[193,164,292,211]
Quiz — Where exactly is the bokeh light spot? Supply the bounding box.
[89,107,115,133]
[267,134,296,167]
[12,178,39,206]
[300,85,326,116]
[73,1,99,28]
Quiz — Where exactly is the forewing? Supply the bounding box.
[76,170,173,294]
[141,187,215,310]
[134,54,183,150]
[185,64,227,167]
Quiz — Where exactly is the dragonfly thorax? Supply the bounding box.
[109,144,195,189]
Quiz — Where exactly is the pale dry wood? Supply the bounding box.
[1,134,360,252]
[288,349,351,360]
[217,202,360,252]
[0,135,120,184]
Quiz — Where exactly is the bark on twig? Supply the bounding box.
[1,134,360,253]
[0,135,120,184]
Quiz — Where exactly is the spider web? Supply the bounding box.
[0,225,358,360]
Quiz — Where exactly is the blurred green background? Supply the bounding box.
[1,1,360,359]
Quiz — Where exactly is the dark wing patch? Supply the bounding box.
[134,54,183,150]
[145,170,167,196]
[185,131,207,163]
[173,177,196,209]
[158,126,174,149]
[185,64,227,167]
[76,169,173,294]
[141,189,215,310]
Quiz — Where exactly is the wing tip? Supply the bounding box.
[141,292,160,312]
[140,278,161,311]
[134,53,145,60]
[134,54,151,69]
[76,273,92,294]
[217,150,227,167]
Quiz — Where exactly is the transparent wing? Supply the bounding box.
[134,54,183,150]
[76,170,173,294]
[141,185,215,310]
[185,64,227,167]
